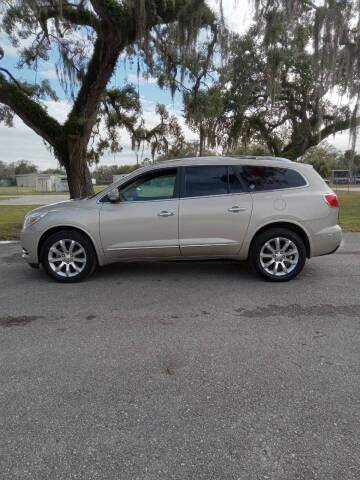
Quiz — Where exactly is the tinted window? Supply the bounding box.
[239,166,307,191]
[184,166,228,197]
[119,169,177,202]
[229,166,245,193]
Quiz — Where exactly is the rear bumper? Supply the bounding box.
[311,224,342,257]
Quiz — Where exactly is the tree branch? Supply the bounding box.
[316,117,360,142]
[0,74,62,147]
[39,3,100,31]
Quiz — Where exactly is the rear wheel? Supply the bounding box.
[40,230,96,283]
[250,228,306,282]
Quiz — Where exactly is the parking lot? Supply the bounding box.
[1,234,360,479]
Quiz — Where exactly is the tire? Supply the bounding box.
[250,228,306,282]
[40,230,97,283]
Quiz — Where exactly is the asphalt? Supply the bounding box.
[0,234,360,479]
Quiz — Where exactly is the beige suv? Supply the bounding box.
[21,156,342,283]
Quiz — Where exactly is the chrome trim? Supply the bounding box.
[181,242,239,248]
[180,192,250,201]
[101,197,179,206]
[107,245,179,251]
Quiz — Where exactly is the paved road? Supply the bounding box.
[1,234,360,480]
[0,194,69,205]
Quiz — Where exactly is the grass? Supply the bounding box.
[338,191,360,232]
[0,191,358,240]
[0,185,107,196]
[0,205,43,240]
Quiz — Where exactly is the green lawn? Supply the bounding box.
[0,191,359,240]
[0,205,43,240]
[338,191,360,232]
[0,185,107,196]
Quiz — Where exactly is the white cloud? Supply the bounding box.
[39,69,59,81]
[207,0,254,34]
[126,73,157,85]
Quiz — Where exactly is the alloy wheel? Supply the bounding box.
[48,239,87,278]
[259,237,299,277]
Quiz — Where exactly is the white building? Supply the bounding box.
[55,175,69,192]
[15,173,38,187]
[36,174,56,192]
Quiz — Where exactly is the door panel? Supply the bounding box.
[179,193,252,256]
[100,199,179,258]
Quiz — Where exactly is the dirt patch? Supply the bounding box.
[235,304,360,318]
[86,314,96,320]
[0,315,41,328]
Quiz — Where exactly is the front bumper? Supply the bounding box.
[21,228,40,266]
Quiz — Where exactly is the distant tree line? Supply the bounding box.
[0,159,65,185]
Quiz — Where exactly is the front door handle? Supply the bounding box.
[228,206,246,213]
[158,211,175,217]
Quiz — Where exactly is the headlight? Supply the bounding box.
[23,211,48,230]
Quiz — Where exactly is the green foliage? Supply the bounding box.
[14,160,38,175]
[215,21,358,159]
[0,160,16,184]
[228,144,272,157]
[0,1,218,197]
[157,140,215,161]
[302,145,339,178]
[92,164,140,184]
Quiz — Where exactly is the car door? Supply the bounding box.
[99,168,180,259]
[179,165,252,256]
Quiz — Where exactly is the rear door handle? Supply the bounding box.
[158,211,175,217]
[228,206,246,213]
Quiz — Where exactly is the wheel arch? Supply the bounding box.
[248,221,311,259]
[37,226,101,265]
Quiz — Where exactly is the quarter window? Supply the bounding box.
[118,169,177,202]
[239,166,307,191]
[184,166,228,197]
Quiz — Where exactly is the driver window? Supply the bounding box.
[119,169,177,202]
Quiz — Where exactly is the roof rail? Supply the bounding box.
[228,155,292,163]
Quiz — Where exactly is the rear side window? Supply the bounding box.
[184,166,228,197]
[239,166,307,191]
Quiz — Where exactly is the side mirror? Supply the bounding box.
[108,188,120,203]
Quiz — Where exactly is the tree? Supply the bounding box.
[301,144,339,179]
[0,0,216,198]
[253,0,360,158]
[92,164,139,184]
[0,160,16,184]
[14,160,38,174]
[217,23,360,159]
[339,150,360,176]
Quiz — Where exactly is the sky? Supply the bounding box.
[0,0,356,170]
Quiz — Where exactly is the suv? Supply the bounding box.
[21,156,342,283]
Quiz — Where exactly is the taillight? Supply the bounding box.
[324,193,339,208]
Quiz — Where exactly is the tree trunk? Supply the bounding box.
[199,123,204,156]
[62,137,94,199]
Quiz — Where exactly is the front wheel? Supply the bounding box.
[250,228,306,282]
[40,230,97,283]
